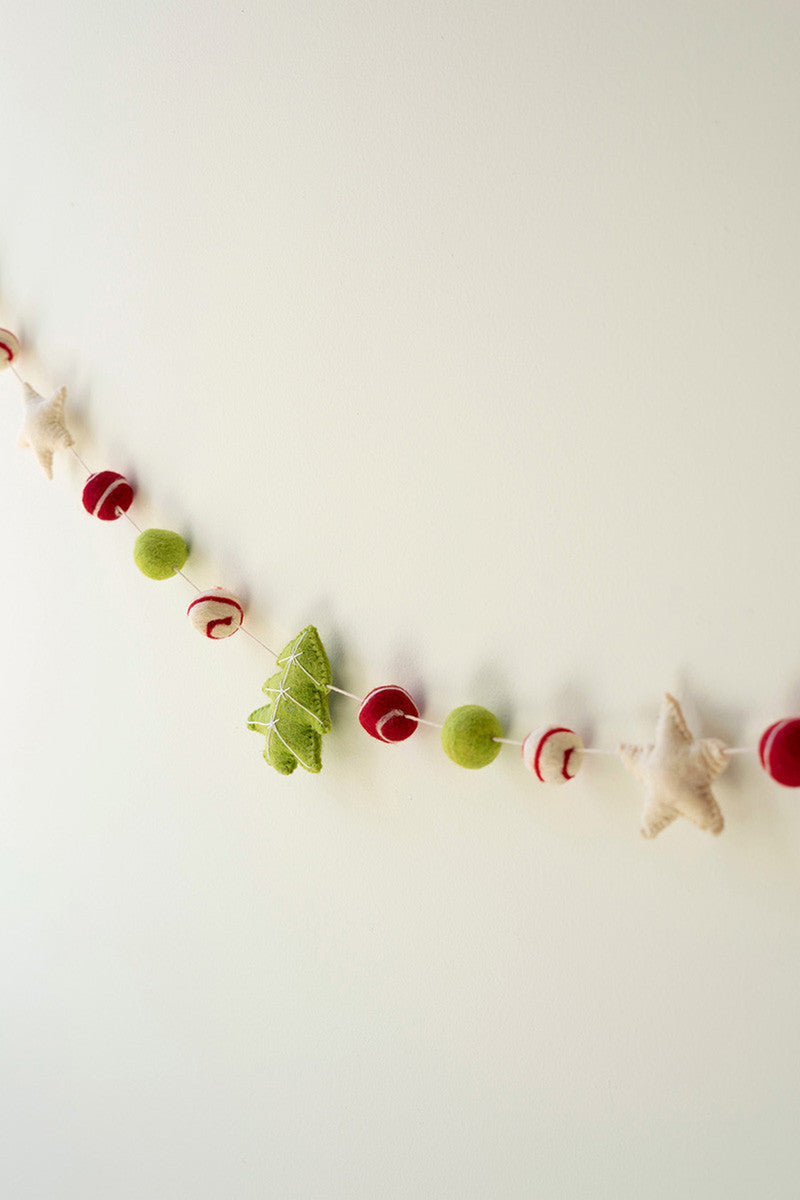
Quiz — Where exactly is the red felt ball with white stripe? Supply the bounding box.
[358,686,420,743]
[82,470,135,520]
[759,719,800,787]
[522,725,584,784]
[0,327,20,369]
[187,588,244,639]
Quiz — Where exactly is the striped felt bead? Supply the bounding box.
[187,589,244,639]
[0,328,20,368]
[358,685,419,743]
[758,719,800,787]
[82,470,135,520]
[522,725,584,784]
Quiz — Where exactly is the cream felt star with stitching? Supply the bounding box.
[18,382,74,479]
[620,693,729,839]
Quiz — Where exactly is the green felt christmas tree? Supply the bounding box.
[246,624,332,774]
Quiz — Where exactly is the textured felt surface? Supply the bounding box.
[17,382,74,479]
[5,7,800,1195]
[620,694,730,839]
[0,327,20,366]
[187,589,244,639]
[358,685,419,743]
[523,726,584,784]
[247,625,332,774]
[441,705,503,769]
[82,470,135,520]
[133,528,188,580]
[759,719,800,787]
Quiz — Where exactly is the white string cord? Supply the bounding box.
[404,713,445,730]
[116,502,283,658]
[328,684,362,701]
[173,567,202,593]
[239,625,279,660]
[68,445,94,475]
[117,507,143,533]
[492,743,755,755]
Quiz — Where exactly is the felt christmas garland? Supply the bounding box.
[4,324,799,841]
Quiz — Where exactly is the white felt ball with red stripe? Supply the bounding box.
[82,470,135,520]
[0,328,20,368]
[187,588,244,639]
[522,725,584,784]
[358,685,420,743]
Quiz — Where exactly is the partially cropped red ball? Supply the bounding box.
[82,471,135,521]
[358,686,419,743]
[759,719,800,787]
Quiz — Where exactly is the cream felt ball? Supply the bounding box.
[759,719,800,786]
[187,589,244,639]
[0,328,20,368]
[133,528,188,579]
[522,726,584,784]
[441,705,503,769]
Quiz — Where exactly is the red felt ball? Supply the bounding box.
[358,685,420,743]
[759,719,800,787]
[82,471,135,521]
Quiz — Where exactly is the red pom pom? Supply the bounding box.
[358,686,420,743]
[759,719,800,787]
[82,471,135,521]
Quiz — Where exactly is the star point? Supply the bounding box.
[18,381,74,479]
[620,694,729,839]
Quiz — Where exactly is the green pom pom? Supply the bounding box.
[133,528,188,580]
[441,704,503,769]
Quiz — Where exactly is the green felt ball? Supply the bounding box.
[133,528,188,580]
[441,704,503,769]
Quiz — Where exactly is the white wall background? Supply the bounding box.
[2,2,800,1196]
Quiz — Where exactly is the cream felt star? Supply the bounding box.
[620,693,730,839]
[18,382,74,479]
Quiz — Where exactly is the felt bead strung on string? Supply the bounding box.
[247,625,332,774]
[133,528,188,579]
[82,470,135,521]
[0,328,20,368]
[10,308,791,845]
[620,693,729,839]
[523,726,585,784]
[441,704,503,768]
[18,381,74,479]
[187,588,244,639]
[358,686,420,743]
[758,719,800,786]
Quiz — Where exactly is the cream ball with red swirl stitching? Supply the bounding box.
[523,725,584,784]
[187,588,244,639]
[0,328,20,369]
